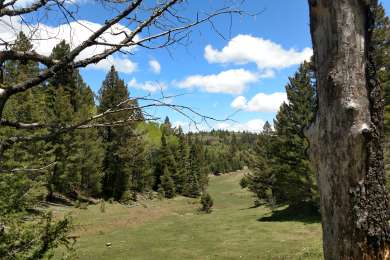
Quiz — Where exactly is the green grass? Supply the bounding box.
[53,172,323,259]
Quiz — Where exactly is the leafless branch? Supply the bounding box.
[0,161,57,173]
[0,0,249,171]
[0,50,56,66]
[0,0,50,17]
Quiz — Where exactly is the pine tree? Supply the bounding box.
[271,61,317,207]
[241,122,275,205]
[243,62,318,208]
[0,33,71,259]
[45,41,103,198]
[182,142,202,197]
[200,192,213,213]
[75,82,104,197]
[159,165,176,198]
[127,134,152,193]
[372,4,390,189]
[155,132,178,197]
[98,66,137,200]
[174,127,188,194]
[1,32,48,170]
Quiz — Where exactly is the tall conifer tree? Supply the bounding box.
[242,62,317,208]
[46,41,103,198]
[98,66,144,200]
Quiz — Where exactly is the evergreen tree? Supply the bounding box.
[174,127,189,194]
[200,192,213,213]
[159,166,176,198]
[243,62,318,208]
[128,134,152,193]
[372,4,390,189]
[45,41,103,198]
[1,32,48,170]
[155,132,177,197]
[75,83,104,197]
[183,142,202,197]
[98,66,139,200]
[271,62,317,207]
[241,122,275,205]
[0,34,71,259]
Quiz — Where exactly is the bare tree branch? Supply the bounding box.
[0,50,56,66]
[0,0,50,17]
[0,161,56,173]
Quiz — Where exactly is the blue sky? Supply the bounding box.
[5,0,389,132]
[80,0,315,132]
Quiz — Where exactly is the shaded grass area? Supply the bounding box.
[258,203,321,224]
[53,171,323,259]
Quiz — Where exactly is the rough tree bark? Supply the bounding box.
[307,0,390,259]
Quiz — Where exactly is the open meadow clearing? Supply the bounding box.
[53,171,323,260]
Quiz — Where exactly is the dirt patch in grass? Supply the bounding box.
[52,197,199,237]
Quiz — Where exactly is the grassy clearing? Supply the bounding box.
[53,171,323,259]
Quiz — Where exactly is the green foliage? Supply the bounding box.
[182,170,201,198]
[200,192,213,213]
[182,142,202,197]
[0,34,72,258]
[98,66,147,201]
[159,166,176,198]
[46,41,104,198]
[188,130,257,175]
[243,62,318,208]
[1,32,49,171]
[372,4,390,189]
[0,173,72,259]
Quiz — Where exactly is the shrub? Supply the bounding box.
[200,193,214,213]
[239,176,249,189]
[100,200,106,213]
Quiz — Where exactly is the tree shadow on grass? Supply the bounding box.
[257,203,321,224]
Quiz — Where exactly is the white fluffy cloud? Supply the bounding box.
[176,69,272,95]
[214,119,265,133]
[0,16,138,74]
[149,59,161,74]
[128,78,166,93]
[89,56,137,74]
[205,34,312,69]
[231,92,287,112]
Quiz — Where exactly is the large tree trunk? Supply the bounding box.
[307,0,390,259]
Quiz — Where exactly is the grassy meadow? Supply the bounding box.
[53,171,323,259]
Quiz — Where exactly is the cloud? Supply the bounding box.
[149,59,161,74]
[231,92,287,112]
[231,96,247,109]
[128,78,166,93]
[176,69,269,95]
[0,16,138,74]
[205,34,312,69]
[89,56,137,74]
[214,119,265,133]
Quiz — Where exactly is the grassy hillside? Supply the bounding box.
[54,172,323,259]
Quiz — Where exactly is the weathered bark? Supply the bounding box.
[307,0,390,259]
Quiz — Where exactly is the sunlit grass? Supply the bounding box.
[53,172,323,259]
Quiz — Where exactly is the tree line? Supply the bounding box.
[1,33,253,203]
